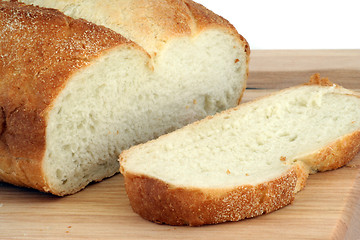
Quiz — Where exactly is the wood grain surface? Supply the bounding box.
[1,50,360,240]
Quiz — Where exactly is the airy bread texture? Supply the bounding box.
[120,75,360,226]
[0,1,248,195]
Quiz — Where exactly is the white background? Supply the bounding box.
[196,0,360,50]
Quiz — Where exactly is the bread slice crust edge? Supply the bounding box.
[123,167,297,226]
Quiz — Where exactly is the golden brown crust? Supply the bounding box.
[110,0,194,54]
[305,73,337,87]
[291,162,310,192]
[122,167,298,226]
[24,0,250,58]
[0,1,131,193]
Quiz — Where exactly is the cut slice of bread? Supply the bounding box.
[0,1,248,195]
[120,75,360,226]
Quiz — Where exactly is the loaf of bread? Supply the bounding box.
[120,75,360,226]
[0,0,249,195]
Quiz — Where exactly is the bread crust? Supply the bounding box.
[305,73,337,87]
[296,131,360,173]
[0,1,131,193]
[21,0,250,57]
[122,167,297,226]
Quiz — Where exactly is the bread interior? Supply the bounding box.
[44,30,247,193]
[122,86,360,188]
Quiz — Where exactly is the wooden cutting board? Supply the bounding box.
[1,50,360,240]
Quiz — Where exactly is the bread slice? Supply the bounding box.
[0,1,248,195]
[120,75,360,226]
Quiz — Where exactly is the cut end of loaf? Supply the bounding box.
[43,29,247,195]
[120,79,360,225]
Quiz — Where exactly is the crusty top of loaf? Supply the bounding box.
[18,0,250,57]
[0,1,132,188]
